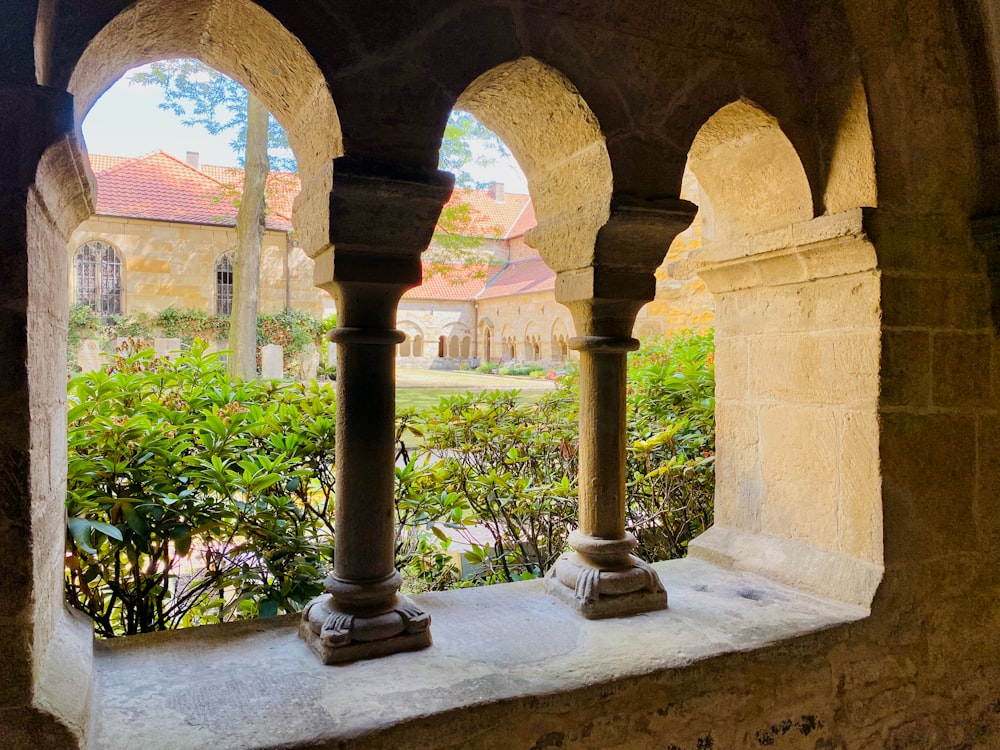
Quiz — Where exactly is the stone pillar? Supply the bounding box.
[300,156,453,663]
[0,83,94,747]
[541,199,696,618]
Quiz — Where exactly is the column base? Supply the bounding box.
[547,550,668,619]
[299,593,432,664]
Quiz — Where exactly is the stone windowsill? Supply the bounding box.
[86,556,868,750]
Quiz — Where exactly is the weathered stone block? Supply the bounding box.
[749,331,878,406]
[881,329,930,407]
[759,404,839,551]
[931,331,993,409]
[260,343,283,379]
[713,334,747,400]
[879,412,977,563]
[714,401,762,531]
[838,409,882,562]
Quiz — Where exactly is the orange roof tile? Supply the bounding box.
[88,153,537,243]
[437,188,532,239]
[403,263,498,301]
[476,257,555,299]
[199,164,300,219]
[88,152,292,231]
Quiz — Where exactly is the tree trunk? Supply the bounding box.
[228,92,269,379]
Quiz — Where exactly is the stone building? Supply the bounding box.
[403,172,713,368]
[4,2,1000,749]
[70,151,325,320]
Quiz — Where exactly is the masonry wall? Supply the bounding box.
[68,217,327,317]
[477,290,573,364]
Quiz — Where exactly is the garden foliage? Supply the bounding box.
[65,331,715,635]
[65,342,337,636]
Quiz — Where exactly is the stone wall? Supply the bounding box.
[68,216,327,317]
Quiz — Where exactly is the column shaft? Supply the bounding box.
[577,348,628,540]
[332,328,400,586]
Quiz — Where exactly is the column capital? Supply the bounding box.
[592,196,698,271]
[308,156,455,292]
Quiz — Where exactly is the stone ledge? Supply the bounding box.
[86,556,868,750]
[688,526,883,608]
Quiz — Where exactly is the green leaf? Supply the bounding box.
[67,517,96,554]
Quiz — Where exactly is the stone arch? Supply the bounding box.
[499,323,516,361]
[685,100,814,242]
[63,0,342,258]
[550,318,570,362]
[455,57,612,274]
[479,319,495,362]
[397,321,424,358]
[687,97,883,606]
[523,321,541,362]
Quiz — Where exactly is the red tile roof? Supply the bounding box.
[89,153,536,241]
[437,188,532,239]
[199,164,300,220]
[477,257,555,299]
[403,257,556,302]
[403,263,498,301]
[88,152,292,231]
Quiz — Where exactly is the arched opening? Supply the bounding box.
[685,98,882,606]
[412,334,424,357]
[398,335,411,358]
[460,335,471,360]
[455,57,612,276]
[26,0,342,678]
[550,318,569,362]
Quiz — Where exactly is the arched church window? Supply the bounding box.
[215,253,234,316]
[74,240,122,320]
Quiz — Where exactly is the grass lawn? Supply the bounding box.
[396,386,548,412]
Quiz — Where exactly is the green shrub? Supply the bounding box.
[65,341,337,636]
[65,330,715,633]
[476,361,497,374]
[497,364,546,377]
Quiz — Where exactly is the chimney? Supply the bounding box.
[185,151,200,169]
[489,181,504,202]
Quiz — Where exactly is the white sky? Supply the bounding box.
[81,64,530,195]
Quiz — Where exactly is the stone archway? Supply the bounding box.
[22,0,343,731]
[687,97,883,606]
[455,57,612,276]
[65,0,342,259]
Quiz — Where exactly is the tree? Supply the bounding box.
[132,60,289,378]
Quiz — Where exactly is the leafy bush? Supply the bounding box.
[65,341,337,636]
[476,361,498,374]
[402,390,580,585]
[154,307,230,345]
[624,331,715,561]
[65,330,715,634]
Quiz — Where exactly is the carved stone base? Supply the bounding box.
[299,593,432,664]
[548,549,668,619]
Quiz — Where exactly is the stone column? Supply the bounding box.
[300,157,453,663]
[543,199,696,618]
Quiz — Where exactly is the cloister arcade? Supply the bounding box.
[4,0,1000,747]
